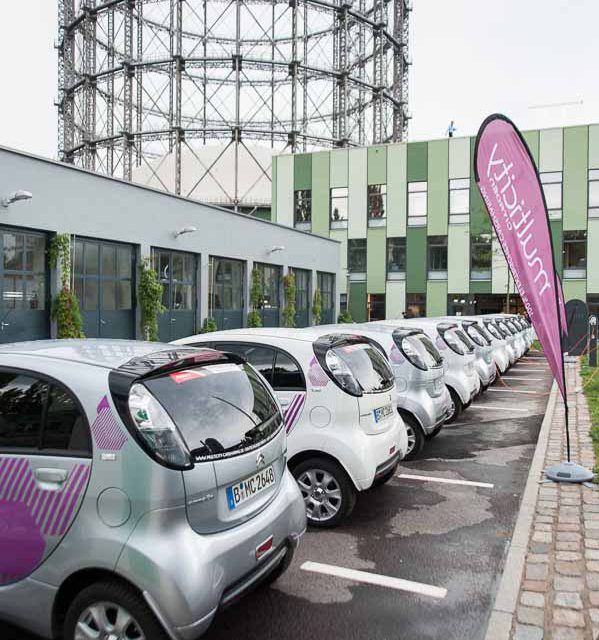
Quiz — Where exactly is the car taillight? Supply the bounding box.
[399,337,427,371]
[128,382,192,470]
[324,349,362,397]
[441,331,464,355]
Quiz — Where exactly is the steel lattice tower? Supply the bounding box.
[57,0,411,210]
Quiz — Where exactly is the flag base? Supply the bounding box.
[545,461,594,483]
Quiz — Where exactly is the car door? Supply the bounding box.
[271,350,307,435]
[0,369,92,585]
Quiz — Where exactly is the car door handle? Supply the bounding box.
[35,468,68,485]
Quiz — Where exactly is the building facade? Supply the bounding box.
[0,146,339,344]
[272,123,599,321]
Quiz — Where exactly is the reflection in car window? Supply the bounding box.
[332,343,394,393]
[0,372,47,450]
[43,385,91,454]
[272,352,305,390]
[215,343,275,383]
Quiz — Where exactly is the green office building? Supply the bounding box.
[271,123,599,322]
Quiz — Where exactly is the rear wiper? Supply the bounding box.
[209,394,258,426]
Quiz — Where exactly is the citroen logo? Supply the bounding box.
[256,452,266,468]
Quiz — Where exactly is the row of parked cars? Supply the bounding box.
[0,314,533,640]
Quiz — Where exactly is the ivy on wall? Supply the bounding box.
[312,287,322,325]
[282,271,296,328]
[49,234,85,339]
[138,257,165,341]
[248,267,263,328]
[202,317,218,333]
[337,310,353,323]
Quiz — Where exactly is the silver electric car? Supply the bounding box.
[463,315,511,374]
[0,340,306,640]
[444,318,496,390]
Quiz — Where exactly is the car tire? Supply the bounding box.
[445,388,463,424]
[402,414,425,460]
[63,580,170,640]
[371,462,399,488]
[292,458,357,528]
[426,424,443,439]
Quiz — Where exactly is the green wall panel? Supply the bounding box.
[426,281,447,316]
[550,220,563,275]
[427,139,449,235]
[522,130,539,165]
[387,144,407,237]
[367,145,387,185]
[293,153,312,190]
[449,137,470,179]
[448,224,470,293]
[330,149,348,187]
[539,128,563,172]
[469,137,491,235]
[349,282,367,323]
[271,157,277,220]
[367,227,387,294]
[311,151,330,237]
[563,126,588,231]
[406,227,427,294]
[563,279,586,303]
[587,220,599,293]
[470,280,492,294]
[407,142,428,182]
[589,125,599,170]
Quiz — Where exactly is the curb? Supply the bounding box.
[484,379,559,640]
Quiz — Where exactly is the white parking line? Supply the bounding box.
[471,405,530,412]
[500,377,544,381]
[300,561,448,599]
[487,388,540,395]
[397,473,494,489]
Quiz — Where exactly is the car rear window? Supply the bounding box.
[485,322,502,340]
[465,323,489,347]
[454,329,475,353]
[416,334,443,366]
[143,363,282,460]
[332,343,394,393]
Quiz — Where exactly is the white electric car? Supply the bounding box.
[374,319,480,422]
[174,328,407,528]
[493,316,526,359]
[482,317,517,366]
[313,323,453,459]
[464,315,511,374]
[443,317,496,390]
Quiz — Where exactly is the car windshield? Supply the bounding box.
[332,342,394,393]
[143,362,282,460]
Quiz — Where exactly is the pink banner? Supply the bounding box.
[556,273,568,337]
[475,115,566,399]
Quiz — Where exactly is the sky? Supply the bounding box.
[0,0,598,158]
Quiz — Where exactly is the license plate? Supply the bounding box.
[373,404,394,423]
[226,466,275,511]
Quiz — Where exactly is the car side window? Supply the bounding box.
[42,384,92,456]
[0,371,48,450]
[214,343,275,383]
[272,351,305,391]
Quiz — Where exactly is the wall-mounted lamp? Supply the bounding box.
[269,245,285,254]
[1,190,32,209]
[174,226,198,238]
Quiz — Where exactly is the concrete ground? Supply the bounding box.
[1,356,552,640]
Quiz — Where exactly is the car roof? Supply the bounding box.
[0,339,185,370]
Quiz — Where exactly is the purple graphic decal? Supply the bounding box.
[389,344,405,365]
[284,394,306,434]
[0,501,45,584]
[308,357,329,388]
[0,458,90,585]
[91,395,127,450]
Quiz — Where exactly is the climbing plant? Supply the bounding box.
[138,257,165,341]
[337,310,353,323]
[202,317,218,333]
[282,271,296,328]
[49,233,85,339]
[312,287,322,325]
[247,267,263,328]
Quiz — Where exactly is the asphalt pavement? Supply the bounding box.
[1,354,553,640]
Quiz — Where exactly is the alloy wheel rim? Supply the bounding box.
[405,424,417,454]
[75,602,145,640]
[297,468,342,522]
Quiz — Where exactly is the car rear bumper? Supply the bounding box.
[116,469,306,640]
[397,386,451,435]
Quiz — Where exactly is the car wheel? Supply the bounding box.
[445,388,463,424]
[292,458,357,528]
[63,580,169,640]
[402,414,425,460]
[371,462,399,488]
[426,424,443,439]
[480,383,489,393]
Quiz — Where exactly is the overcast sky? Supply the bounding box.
[0,0,598,158]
